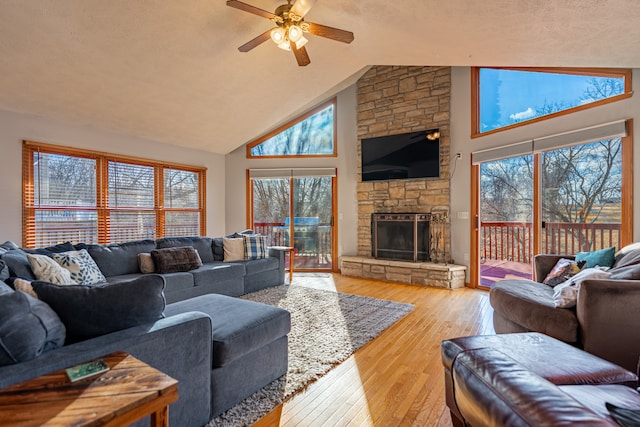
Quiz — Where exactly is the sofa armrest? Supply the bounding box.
[0,312,213,427]
[269,247,285,272]
[534,254,575,282]
[452,348,612,427]
[577,279,640,373]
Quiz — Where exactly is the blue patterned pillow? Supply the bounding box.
[51,250,107,285]
[243,235,269,260]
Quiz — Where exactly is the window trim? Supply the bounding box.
[246,98,338,159]
[471,67,633,139]
[22,140,206,247]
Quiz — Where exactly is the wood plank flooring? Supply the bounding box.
[254,273,494,427]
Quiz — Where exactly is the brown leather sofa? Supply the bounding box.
[490,244,640,372]
[441,333,640,427]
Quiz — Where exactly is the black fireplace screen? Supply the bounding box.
[372,213,430,262]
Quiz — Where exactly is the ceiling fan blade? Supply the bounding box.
[226,0,276,20]
[238,29,272,52]
[291,42,311,66]
[290,0,317,17]
[305,22,354,44]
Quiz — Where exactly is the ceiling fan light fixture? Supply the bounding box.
[277,41,291,51]
[294,35,308,49]
[270,27,286,44]
[288,24,303,42]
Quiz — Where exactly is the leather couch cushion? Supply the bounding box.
[442,333,637,386]
[560,384,640,423]
[452,348,621,427]
[490,280,579,342]
[165,294,290,368]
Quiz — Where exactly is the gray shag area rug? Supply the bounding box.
[207,283,414,427]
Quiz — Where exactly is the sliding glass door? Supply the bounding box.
[479,155,534,287]
[474,132,629,289]
[249,169,337,271]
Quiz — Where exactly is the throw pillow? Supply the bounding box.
[31,275,165,344]
[223,237,245,262]
[243,235,269,260]
[553,268,611,308]
[137,253,156,274]
[0,291,66,366]
[543,258,586,287]
[27,253,76,285]
[576,246,616,269]
[151,246,202,274]
[51,249,107,286]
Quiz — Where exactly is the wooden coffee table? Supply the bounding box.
[0,352,178,426]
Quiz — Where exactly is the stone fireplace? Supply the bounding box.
[340,65,466,289]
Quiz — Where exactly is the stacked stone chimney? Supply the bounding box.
[356,66,451,258]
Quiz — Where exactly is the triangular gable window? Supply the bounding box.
[472,68,631,137]
[247,99,336,158]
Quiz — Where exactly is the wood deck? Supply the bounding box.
[480,259,533,288]
[254,273,494,426]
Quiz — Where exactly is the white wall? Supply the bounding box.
[0,108,226,244]
[225,85,359,258]
[449,67,640,273]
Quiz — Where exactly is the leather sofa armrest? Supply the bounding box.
[534,254,575,282]
[577,279,640,373]
[453,348,614,427]
[452,348,613,427]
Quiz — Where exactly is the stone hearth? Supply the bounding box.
[340,256,466,289]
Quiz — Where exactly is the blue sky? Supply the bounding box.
[479,69,619,132]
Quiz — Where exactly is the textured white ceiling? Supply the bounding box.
[1,0,639,154]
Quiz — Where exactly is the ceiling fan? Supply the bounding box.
[226,0,354,66]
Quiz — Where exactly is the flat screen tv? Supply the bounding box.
[361,129,440,182]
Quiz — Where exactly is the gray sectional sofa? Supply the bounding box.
[0,236,290,427]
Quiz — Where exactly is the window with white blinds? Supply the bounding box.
[23,141,206,247]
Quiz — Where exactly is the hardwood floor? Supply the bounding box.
[254,273,495,427]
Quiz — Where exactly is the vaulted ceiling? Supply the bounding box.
[1,1,639,154]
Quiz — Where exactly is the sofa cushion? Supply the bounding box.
[105,272,194,293]
[0,291,66,366]
[0,241,19,255]
[23,242,75,256]
[2,249,35,280]
[490,280,579,343]
[51,250,107,286]
[27,253,75,285]
[151,246,203,274]
[212,237,224,261]
[576,246,616,268]
[78,239,157,277]
[31,275,165,343]
[240,257,279,276]
[0,260,10,282]
[191,262,246,287]
[164,293,291,368]
[156,237,214,263]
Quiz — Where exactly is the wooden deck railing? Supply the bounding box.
[481,221,621,263]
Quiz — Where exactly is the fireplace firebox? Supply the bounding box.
[372,213,430,262]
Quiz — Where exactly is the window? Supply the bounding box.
[472,68,632,137]
[246,98,337,158]
[23,141,206,247]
